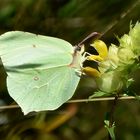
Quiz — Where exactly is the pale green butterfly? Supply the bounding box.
[0,31,99,114]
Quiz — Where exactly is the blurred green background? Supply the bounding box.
[0,0,140,140]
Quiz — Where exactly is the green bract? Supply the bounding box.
[97,71,123,93]
[0,31,82,115]
[129,22,140,55]
[98,44,119,74]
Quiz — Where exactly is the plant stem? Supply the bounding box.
[108,94,119,140]
[0,95,138,110]
[109,94,118,127]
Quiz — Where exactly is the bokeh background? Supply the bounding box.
[0,0,140,140]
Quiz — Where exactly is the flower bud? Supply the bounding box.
[119,35,132,49]
[96,71,123,93]
[118,47,136,66]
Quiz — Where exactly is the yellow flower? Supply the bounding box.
[82,40,122,93]
[82,66,101,77]
[83,39,108,77]
[87,40,108,61]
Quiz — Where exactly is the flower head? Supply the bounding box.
[83,22,140,94]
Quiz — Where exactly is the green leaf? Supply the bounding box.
[104,120,116,140]
[89,91,110,98]
[0,31,82,114]
[126,78,134,88]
